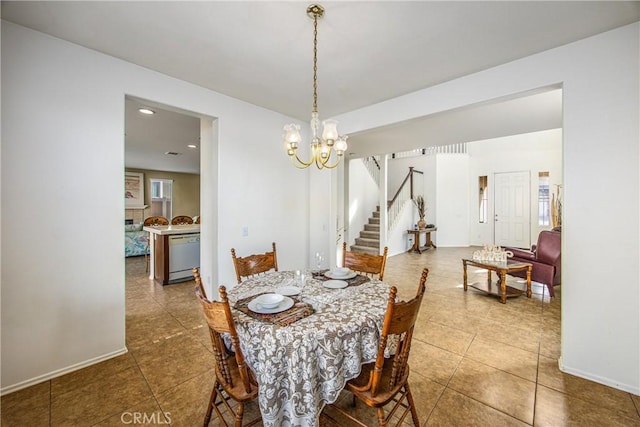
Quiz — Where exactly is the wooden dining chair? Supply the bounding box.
[325,268,428,427]
[143,216,169,272]
[192,267,207,300]
[171,215,194,225]
[231,242,278,284]
[341,242,389,280]
[197,286,261,427]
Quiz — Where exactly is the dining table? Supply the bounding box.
[226,269,391,427]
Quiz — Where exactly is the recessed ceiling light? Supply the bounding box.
[187,144,198,149]
[138,108,155,115]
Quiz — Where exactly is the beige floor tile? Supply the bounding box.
[125,311,187,349]
[132,332,215,395]
[51,366,153,426]
[448,358,536,424]
[465,338,539,382]
[426,388,529,426]
[189,323,215,350]
[485,306,542,332]
[409,340,462,386]
[1,381,50,427]
[165,301,208,330]
[125,295,167,316]
[51,352,137,397]
[632,394,640,415]
[155,369,220,427]
[427,309,485,334]
[539,329,561,360]
[413,320,474,355]
[404,371,446,425]
[537,355,639,420]
[535,385,640,426]
[475,320,541,354]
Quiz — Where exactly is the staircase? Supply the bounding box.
[349,206,381,255]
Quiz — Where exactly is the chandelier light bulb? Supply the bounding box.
[322,119,338,144]
[335,135,348,154]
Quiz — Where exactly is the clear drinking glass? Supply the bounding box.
[294,270,306,288]
[315,252,324,270]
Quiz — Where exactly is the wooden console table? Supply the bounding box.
[462,258,532,304]
[407,227,437,254]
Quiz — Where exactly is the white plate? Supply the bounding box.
[275,286,301,296]
[323,280,348,289]
[324,270,357,280]
[248,296,294,314]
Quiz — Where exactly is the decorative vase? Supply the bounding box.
[418,218,427,229]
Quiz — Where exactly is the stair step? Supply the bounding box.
[349,245,380,255]
[372,211,380,218]
[368,218,380,225]
[360,230,380,239]
[364,224,380,232]
[355,237,379,248]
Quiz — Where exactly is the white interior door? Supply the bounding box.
[494,171,530,248]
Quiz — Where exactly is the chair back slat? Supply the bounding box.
[192,268,207,300]
[370,268,428,397]
[196,286,256,394]
[231,242,278,284]
[342,242,388,280]
[171,215,194,225]
[143,216,169,226]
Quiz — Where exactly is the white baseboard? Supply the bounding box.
[558,356,640,396]
[1,347,128,396]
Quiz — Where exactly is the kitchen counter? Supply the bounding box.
[144,224,200,284]
[143,224,200,235]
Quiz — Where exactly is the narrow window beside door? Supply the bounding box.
[479,176,488,223]
[538,172,550,226]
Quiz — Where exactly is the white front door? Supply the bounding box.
[494,171,530,248]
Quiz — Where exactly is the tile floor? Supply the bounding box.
[2,247,639,426]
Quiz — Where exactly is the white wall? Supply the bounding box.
[388,154,437,230]
[386,200,414,256]
[435,154,470,247]
[1,21,311,392]
[468,128,563,246]
[335,24,640,394]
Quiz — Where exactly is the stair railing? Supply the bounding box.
[362,156,381,186]
[387,167,423,231]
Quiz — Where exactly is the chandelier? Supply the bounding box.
[283,4,348,169]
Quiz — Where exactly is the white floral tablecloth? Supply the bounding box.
[227,270,390,427]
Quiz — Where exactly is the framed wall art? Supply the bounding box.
[125,172,145,208]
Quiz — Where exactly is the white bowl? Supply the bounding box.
[332,267,351,277]
[254,293,284,309]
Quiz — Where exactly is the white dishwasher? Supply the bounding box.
[168,233,200,283]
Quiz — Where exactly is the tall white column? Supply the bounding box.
[379,155,389,253]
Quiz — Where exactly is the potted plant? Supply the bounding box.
[413,195,427,229]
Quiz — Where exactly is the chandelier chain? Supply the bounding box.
[312,14,318,113]
[282,4,348,170]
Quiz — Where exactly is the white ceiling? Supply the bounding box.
[3,1,638,172]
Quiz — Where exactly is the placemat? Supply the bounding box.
[234,293,315,327]
[312,270,371,287]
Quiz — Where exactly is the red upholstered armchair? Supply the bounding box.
[506,229,561,297]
